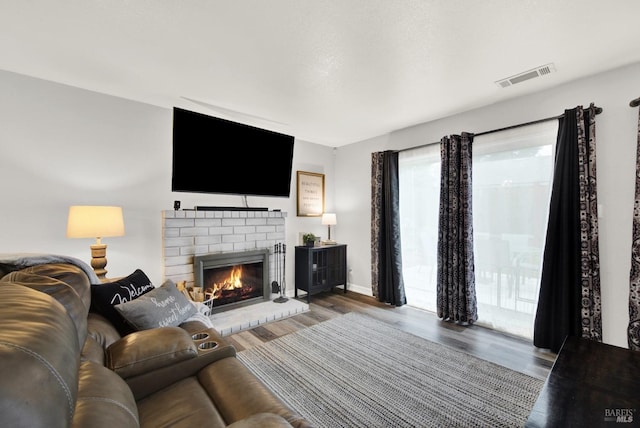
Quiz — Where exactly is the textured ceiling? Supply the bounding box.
[2,1,640,146]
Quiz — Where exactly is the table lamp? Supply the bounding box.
[321,213,337,245]
[66,205,125,280]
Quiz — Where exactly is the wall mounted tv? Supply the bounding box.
[172,107,295,197]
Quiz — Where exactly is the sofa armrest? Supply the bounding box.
[106,326,198,379]
[126,344,236,400]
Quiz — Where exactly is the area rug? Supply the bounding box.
[237,312,544,427]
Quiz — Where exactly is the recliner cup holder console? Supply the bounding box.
[191,332,210,341]
[198,341,218,351]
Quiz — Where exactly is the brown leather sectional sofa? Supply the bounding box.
[0,256,312,428]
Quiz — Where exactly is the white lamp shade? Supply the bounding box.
[67,206,125,239]
[322,213,337,226]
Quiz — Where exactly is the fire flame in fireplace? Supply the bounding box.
[210,266,244,299]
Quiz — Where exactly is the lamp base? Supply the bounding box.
[321,240,337,245]
[90,243,108,280]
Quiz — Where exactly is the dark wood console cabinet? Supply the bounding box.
[295,244,347,303]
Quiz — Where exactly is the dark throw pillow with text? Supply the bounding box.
[90,269,155,336]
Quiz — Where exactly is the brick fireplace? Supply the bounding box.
[162,209,286,300]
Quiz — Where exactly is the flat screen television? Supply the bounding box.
[171,107,295,197]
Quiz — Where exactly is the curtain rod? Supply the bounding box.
[631,97,640,107]
[396,105,603,153]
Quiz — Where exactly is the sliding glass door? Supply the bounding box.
[399,121,557,338]
[399,144,440,313]
[472,122,557,337]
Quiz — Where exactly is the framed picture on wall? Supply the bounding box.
[297,171,325,217]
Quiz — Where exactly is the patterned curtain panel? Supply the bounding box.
[371,152,383,299]
[436,133,478,324]
[534,104,601,353]
[629,108,640,350]
[578,105,602,343]
[371,151,406,306]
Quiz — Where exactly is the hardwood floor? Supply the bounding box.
[225,290,557,381]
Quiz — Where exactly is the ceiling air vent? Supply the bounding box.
[495,63,556,88]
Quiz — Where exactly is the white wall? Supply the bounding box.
[336,62,640,348]
[0,70,336,293]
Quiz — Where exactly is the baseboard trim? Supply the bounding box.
[347,283,373,296]
[285,283,372,299]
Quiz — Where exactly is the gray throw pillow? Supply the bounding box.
[114,280,197,330]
